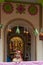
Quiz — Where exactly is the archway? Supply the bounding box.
[7,26,31,61]
[4,19,36,61]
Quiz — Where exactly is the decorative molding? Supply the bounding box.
[2,2,42,32]
[2,2,41,17]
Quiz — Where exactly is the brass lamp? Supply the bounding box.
[39,28,43,40]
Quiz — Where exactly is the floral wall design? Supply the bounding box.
[2,2,42,36]
[28,5,38,15]
[2,2,38,15]
[16,4,25,14]
[3,2,13,14]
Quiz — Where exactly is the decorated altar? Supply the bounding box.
[0,61,43,65]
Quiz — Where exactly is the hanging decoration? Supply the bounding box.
[39,28,43,40]
[28,5,38,15]
[33,28,39,36]
[16,4,25,14]
[0,24,3,29]
[24,27,29,34]
[16,26,20,34]
[3,3,13,14]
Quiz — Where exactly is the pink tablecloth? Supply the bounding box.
[0,61,43,65]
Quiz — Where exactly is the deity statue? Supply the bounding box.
[12,50,23,62]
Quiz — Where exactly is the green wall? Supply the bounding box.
[37,0,43,5]
[0,0,4,2]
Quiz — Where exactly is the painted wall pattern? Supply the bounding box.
[0,2,42,39]
[3,2,38,15]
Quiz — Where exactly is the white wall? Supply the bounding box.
[35,5,43,59]
[36,6,43,61]
[36,35,43,60]
[0,39,3,62]
[42,7,43,60]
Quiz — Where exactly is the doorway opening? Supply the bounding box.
[4,19,36,61]
[7,26,31,62]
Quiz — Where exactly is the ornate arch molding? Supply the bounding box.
[3,18,35,61]
[4,18,35,32]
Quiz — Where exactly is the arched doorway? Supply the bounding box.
[4,19,36,61]
[7,26,31,61]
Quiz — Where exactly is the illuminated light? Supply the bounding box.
[26,31,29,34]
[39,33,43,40]
[40,33,43,36]
[24,31,28,34]
[39,28,43,36]
[24,30,26,33]
[24,27,29,34]
[8,28,12,32]
[39,27,43,40]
